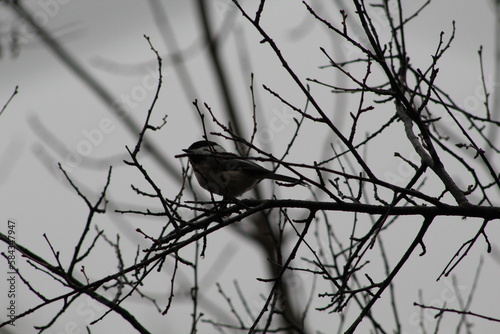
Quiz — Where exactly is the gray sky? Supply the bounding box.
[0,1,499,333]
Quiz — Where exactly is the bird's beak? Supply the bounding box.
[174,149,191,159]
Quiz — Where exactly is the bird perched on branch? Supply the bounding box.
[181,140,301,198]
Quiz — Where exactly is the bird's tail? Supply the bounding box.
[267,173,303,185]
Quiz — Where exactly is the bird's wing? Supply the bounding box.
[214,153,300,183]
[213,154,272,175]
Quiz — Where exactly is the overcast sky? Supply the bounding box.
[0,1,499,333]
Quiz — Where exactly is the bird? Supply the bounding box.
[182,140,301,198]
